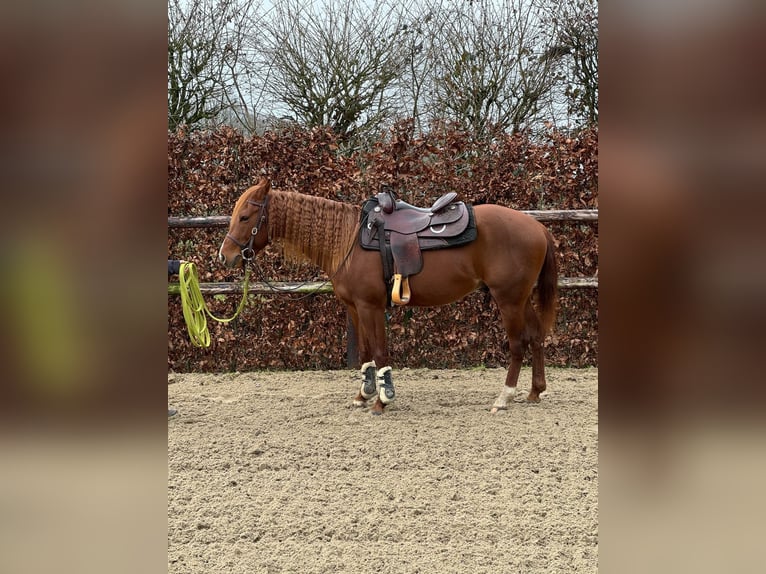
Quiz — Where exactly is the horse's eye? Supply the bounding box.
[239,215,250,222]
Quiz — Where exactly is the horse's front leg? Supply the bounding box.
[370,365,396,416]
[347,306,377,407]
[358,304,395,416]
[354,360,378,407]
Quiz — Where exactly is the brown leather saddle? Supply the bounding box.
[359,189,477,305]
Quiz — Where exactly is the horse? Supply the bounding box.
[218,177,558,415]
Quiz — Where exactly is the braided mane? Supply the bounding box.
[268,190,360,274]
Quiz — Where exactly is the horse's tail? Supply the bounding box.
[536,228,559,336]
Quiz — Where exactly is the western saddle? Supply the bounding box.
[359,188,476,305]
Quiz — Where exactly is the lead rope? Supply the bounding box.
[178,262,251,347]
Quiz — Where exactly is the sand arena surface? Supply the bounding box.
[168,367,598,573]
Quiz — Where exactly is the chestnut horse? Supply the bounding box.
[218,177,558,415]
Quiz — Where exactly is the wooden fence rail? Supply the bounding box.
[168,209,598,229]
[167,276,596,296]
[168,209,599,292]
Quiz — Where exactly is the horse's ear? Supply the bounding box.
[243,177,271,201]
[253,176,271,197]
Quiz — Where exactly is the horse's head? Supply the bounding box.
[218,177,272,268]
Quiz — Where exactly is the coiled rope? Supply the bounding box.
[178,262,250,348]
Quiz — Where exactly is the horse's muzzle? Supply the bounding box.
[219,251,242,268]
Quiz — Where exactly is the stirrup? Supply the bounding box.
[391,274,411,305]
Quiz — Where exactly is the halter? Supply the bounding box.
[225,196,270,261]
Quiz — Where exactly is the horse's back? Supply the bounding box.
[465,204,549,290]
[472,203,549,250]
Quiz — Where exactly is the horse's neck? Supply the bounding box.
[269,190,356,274]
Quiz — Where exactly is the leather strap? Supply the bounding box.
[376,220,393,282]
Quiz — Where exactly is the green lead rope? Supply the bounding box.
[178,262,250,347]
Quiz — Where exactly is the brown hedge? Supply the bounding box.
[168,122,598,372]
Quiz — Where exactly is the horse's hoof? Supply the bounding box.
[526,396,541,404]
[352,399,367,407]
[370,402,385,416]
[490,407,506,414]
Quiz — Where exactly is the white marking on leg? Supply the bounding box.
[490,385,516,413]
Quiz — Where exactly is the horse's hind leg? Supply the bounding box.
[490,300,529,413]
[526,300,547,403]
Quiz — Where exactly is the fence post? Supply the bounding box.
[345,312,358,368]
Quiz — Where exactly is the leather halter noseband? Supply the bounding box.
[225,196,270,261]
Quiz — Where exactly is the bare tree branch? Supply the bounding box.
[425,0,562,137]
[262,0,409,144]
[537,0,599,129]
